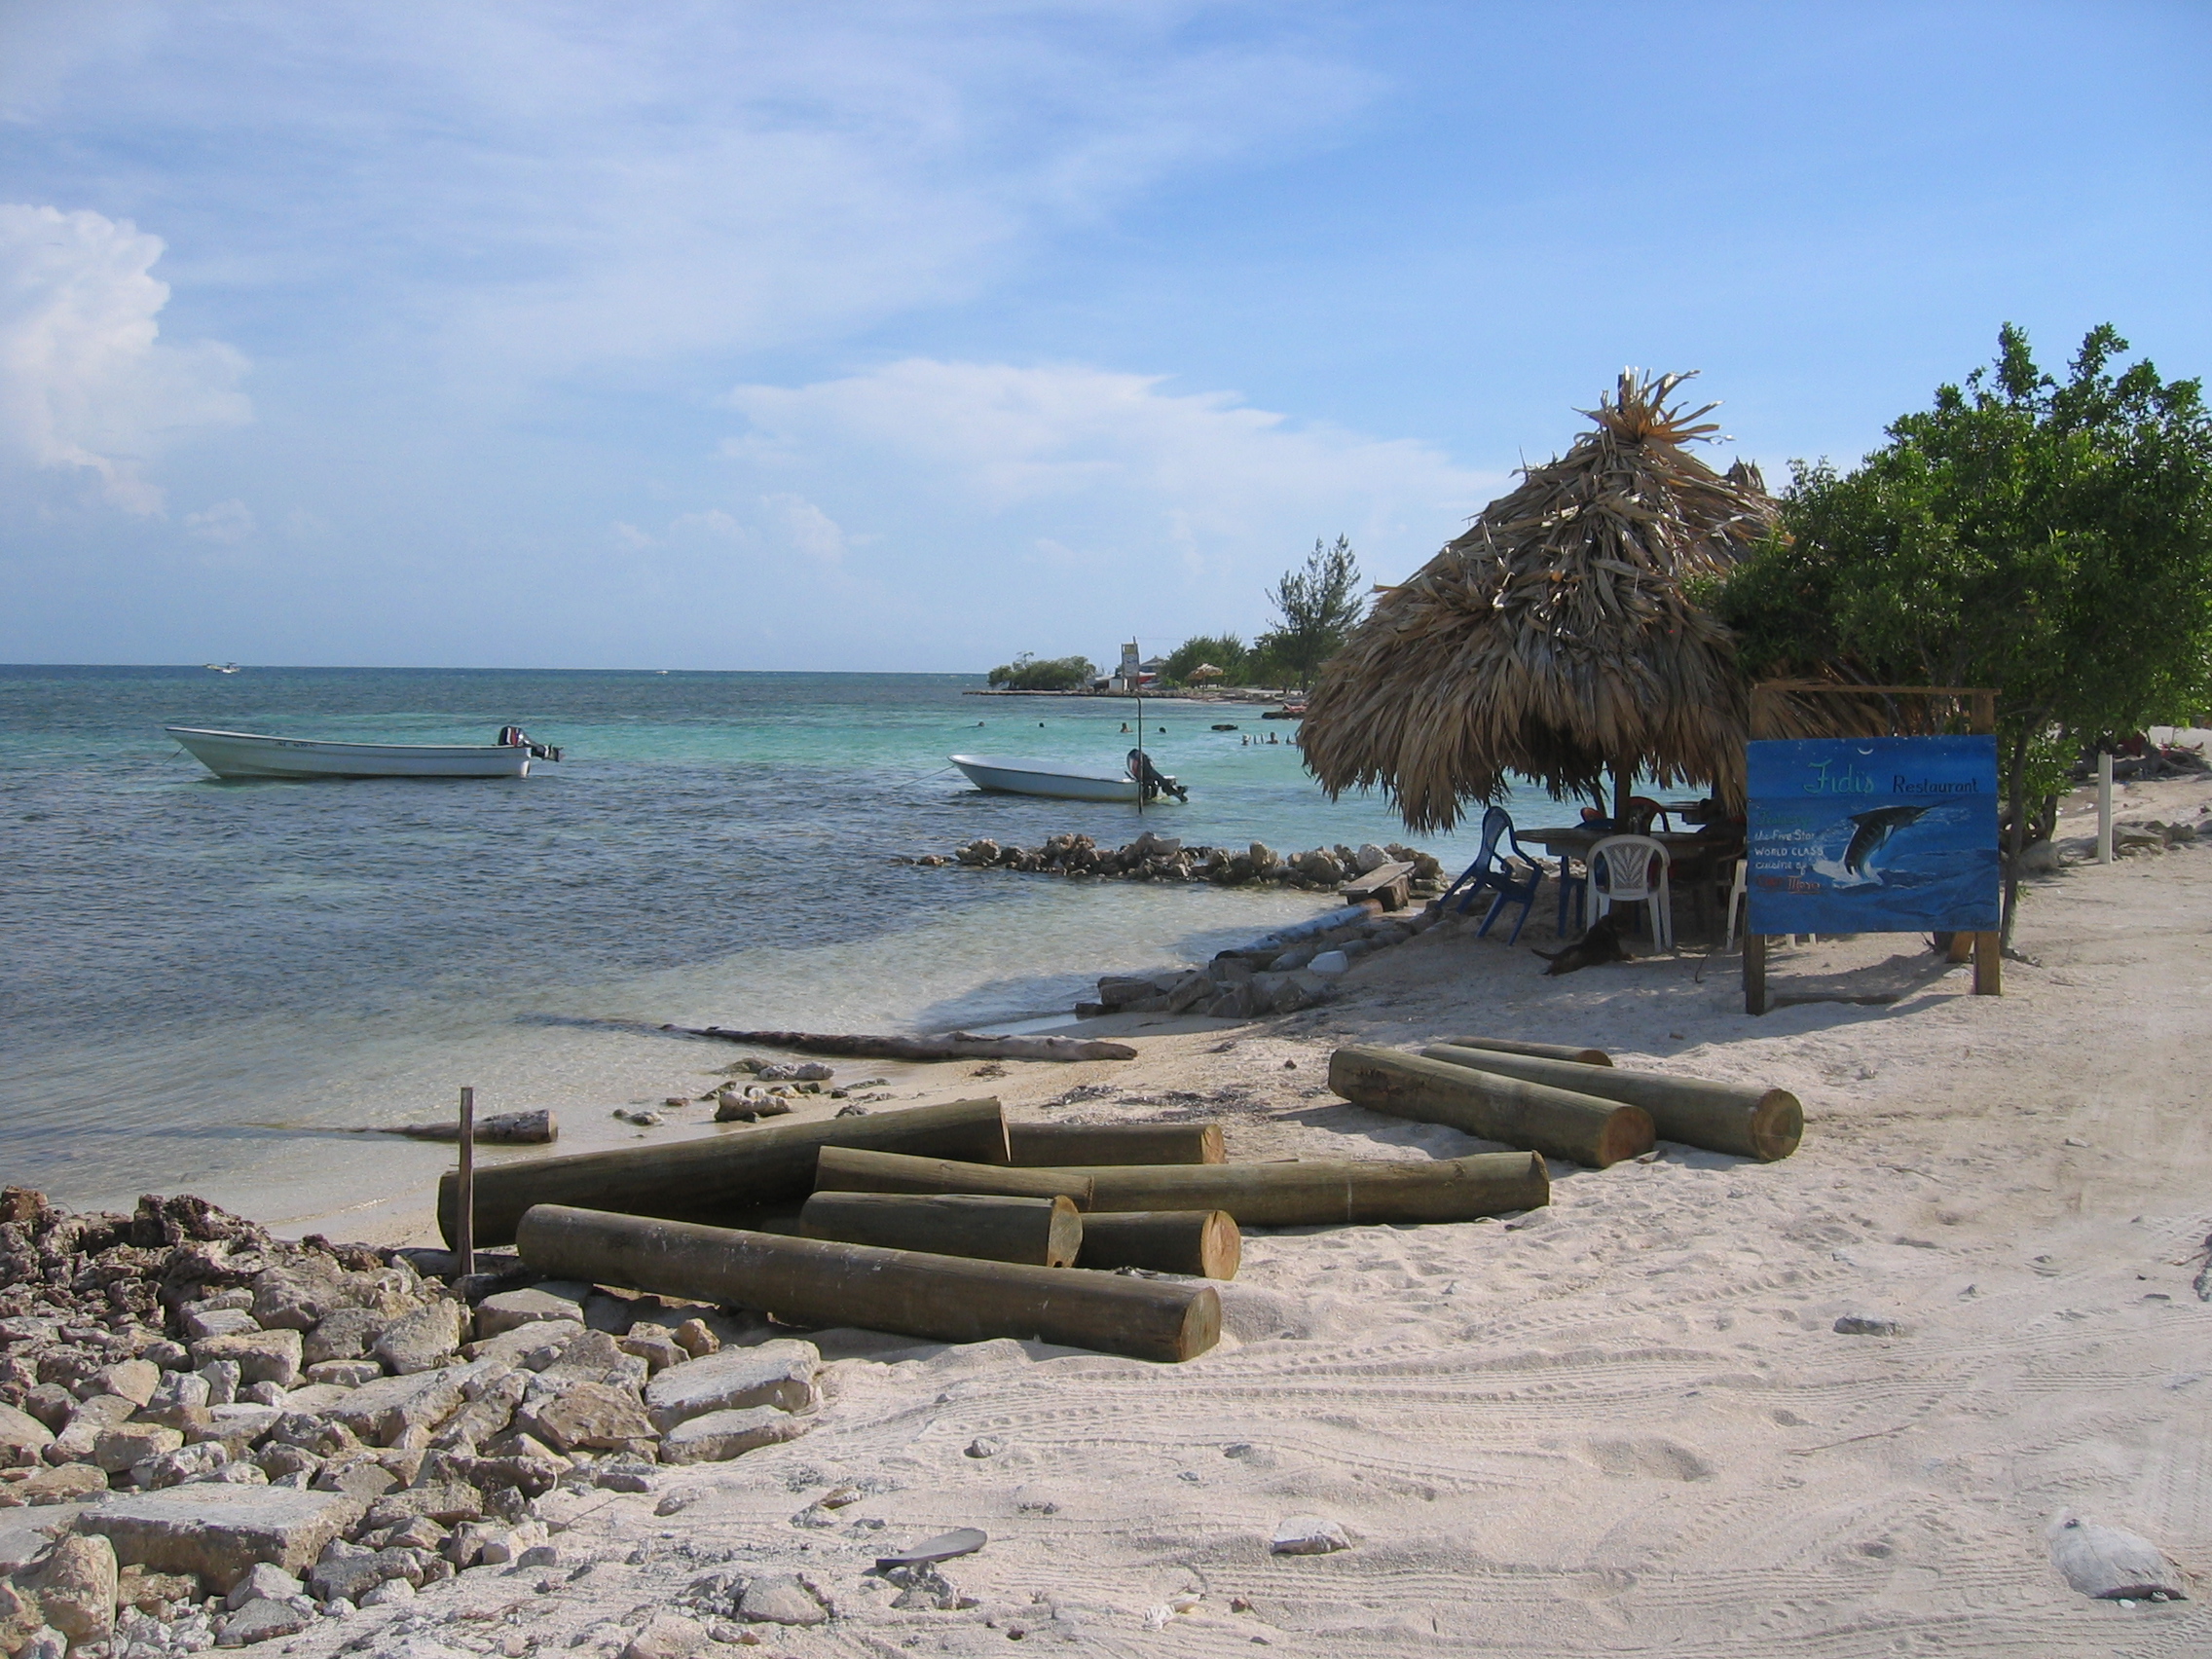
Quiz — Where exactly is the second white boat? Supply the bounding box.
[949,752,1185,803]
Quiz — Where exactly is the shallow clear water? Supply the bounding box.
[0,666,1565,1219]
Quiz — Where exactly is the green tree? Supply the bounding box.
[1257,535,1364,689]
[1162,634,1247,686]
[1715,323,2212,944]
[986,652,1097,691]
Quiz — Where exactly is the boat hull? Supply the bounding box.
[949,755,1141,802]
[166,727,535,780]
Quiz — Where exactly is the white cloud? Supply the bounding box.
[759,494,847,565]
[667,509,746,542]
[609,520,657,551]
[0,203,249,513]
[185,498,255,543]
[724,358,1497,578]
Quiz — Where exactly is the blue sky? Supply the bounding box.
[2,1,2206,672]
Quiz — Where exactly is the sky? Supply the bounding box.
[2,1,2207,673]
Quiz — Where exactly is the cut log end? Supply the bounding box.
[1750,1091,1804,1161]
[1596,1107,1658,1168]
[1175,1285,1223,1361]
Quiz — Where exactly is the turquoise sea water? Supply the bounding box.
[0,666,1558,1223]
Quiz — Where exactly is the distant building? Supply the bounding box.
[1108,640,1159,692]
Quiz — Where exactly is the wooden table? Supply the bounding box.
[1517,827,1746,941]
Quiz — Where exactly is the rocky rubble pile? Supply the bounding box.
[1082,903,1442,1020]
[0,1191,821,1654]
[911,831,1447,894]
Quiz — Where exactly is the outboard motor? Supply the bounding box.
[1127,748,1188,803]
[497,725,563,762]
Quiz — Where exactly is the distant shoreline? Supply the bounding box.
[964,685,1299,705]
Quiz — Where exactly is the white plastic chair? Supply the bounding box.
[1721,858,1747,951]
[1587,834,1673,950]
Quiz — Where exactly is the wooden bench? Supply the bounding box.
[1341,860,1417,910]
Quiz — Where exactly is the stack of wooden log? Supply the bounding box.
[446,1040,1800,1367]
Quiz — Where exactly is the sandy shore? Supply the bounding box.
[264,768,2212,1656]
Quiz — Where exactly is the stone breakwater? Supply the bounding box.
[909,830,1448,894]
[0,1190,822,1653]
[1083,902,1443,1020]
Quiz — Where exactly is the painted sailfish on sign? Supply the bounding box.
[1746,737,2000,934]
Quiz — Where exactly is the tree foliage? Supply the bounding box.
[1714,323,2212,939]
[1258,535,1364,688]
[1162,634,1247,685]
[986,652,1096,691]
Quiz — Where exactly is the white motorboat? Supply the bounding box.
[166,725,561,780]
[949,752,1185,803]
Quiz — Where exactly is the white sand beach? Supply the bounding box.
[239,769,2212,1657]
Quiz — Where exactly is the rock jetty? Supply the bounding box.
[912,831,1447,894]
[1081,903,1443,1019]
[0,1189,819,1652]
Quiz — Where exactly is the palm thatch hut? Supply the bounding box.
[1187,663,1226,683]
[1301,371,1780,832]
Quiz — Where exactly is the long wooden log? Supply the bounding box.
[515,1204,1218,1363]
[666,1026,1138,1063]
[438,1097,1010,1249]
[376,1109,556,1145]
[821,1147,1547,1226]
[1328,1047,1653,1168]
[1424,1043,1802,1161]
[1437,1036,1612,1067]
[1077,1210,1240,1279]
[799,1192,1083,1268]
[813,1147,1094,1206]
[1005,1123,1224,1166]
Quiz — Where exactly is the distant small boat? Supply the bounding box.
[950,753,1186,803]
[203,662,241,675]
[166,725,562,780]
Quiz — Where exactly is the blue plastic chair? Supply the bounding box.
[1437,806,1543,943]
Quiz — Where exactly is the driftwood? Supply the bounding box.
[1077,1210,1240,1279]
[800,1192,1082,1268]
[515,1204,1219,1363]
[1330,1047,1653,1168]
[814,1146,1095,1207]
[1427,1041,1802,1161]
[439,1097,1009,1248]
[373,1109,555,1145]
[1440,1036,1611,1067]
[1006,1123,1223,1166]
[666,1025,1137,1063]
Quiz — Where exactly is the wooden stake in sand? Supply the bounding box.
[1423,1042,1802,1162]
[825,1146,1549,1226]
[799,1192,1083,1268]
[456,1088,476,1280]
[1076,1210,1240,1279]
[813,1146,1095,1206]
[438,1096,1011,1249]
[515,1203,1220,1363]
[1329,1047,1653,1168]
[1005,1123,1224,1166]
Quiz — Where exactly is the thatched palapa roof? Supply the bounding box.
[1301,371,1777,831]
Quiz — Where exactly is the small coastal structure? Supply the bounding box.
[1301,371,1782,830]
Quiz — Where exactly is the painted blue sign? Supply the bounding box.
[1746,736,2000,935]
